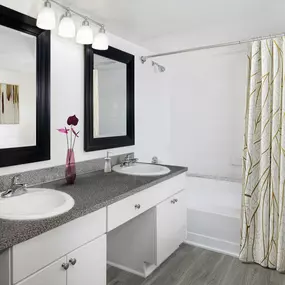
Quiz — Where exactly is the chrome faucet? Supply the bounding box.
[120,154,138,167]
[152,156,159,164]
[1,175,28,198]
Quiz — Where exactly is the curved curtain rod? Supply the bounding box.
[140,32,285,63]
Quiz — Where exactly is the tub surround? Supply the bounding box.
[0,165,187,251]
[186,172,242,183]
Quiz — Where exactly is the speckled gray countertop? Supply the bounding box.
[0,165,187,251]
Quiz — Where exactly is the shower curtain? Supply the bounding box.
[240,37,285,271]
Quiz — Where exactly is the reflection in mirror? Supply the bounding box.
[93,54,127,138]
[0,25,36,149]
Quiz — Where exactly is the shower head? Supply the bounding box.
[152,61,166,73]
[158,65,166,72]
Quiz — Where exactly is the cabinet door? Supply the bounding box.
[17,257,66,285]
[67,234,106,285]
[156,190,186,265]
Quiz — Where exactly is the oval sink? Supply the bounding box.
[113,163,170,176]
[0,188,74,220]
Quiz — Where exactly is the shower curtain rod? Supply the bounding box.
[140,32,285,63]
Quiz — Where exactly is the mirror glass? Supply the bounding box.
[0,25,36,149]
[93,54,127,138]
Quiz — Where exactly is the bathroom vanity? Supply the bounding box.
[0,165,187,285]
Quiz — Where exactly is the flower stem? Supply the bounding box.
[65,132,69,150]
[72,134,77,150]
[70,125,73,150]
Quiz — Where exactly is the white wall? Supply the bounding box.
[0,0,172,175]
[168,45,247,180]
[163,44,247,256]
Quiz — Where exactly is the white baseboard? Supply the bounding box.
[107,261,146,278]
[185,231,239,258]
[144,263,157,277]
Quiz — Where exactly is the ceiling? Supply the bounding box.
[59,0,285,52]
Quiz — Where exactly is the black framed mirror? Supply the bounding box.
[0,5,50,167]
[84,45,135,151]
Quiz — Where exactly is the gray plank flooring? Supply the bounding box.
[107,244,285,285]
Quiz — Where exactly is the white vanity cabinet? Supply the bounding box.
[11,208,107,285]
[67,235,106,285]
[17,236,106,285]
[107,174,186,277]
[107,174,186,231]
[156,190,186,265]
[0,172,187,285]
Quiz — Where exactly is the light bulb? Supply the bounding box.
[92,27,109,50]
[36,0,56,30]
[58,10,76,38]
[76,19,93,45]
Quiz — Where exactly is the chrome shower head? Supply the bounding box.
[152,61,166,73]
[158,65,166,72]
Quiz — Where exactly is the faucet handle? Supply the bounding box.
[125,154,132,161]
[11,174,21,185]
[152,156,158,164]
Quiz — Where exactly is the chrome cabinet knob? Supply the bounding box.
[171,199,175,204]
[134,204,141,209]
[69,258,77,265]
[174,198,178,202]
[62,263,69,270]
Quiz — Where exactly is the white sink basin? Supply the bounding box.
[0,188,74,220]
[113,163,170,176]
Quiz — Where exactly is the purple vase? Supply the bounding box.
[65,148,76,184]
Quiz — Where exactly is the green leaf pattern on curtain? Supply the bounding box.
[240,37,285,271]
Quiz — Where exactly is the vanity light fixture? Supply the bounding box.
[37,0,109,49]
[36,0,56,30]
[58,10,76,38]
[92,27,109,50]
[76,19,93,45]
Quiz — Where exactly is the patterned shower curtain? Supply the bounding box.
[240,37,285,271]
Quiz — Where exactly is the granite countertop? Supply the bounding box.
[0,165,187,251]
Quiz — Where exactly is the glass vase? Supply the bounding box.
[65,148,76,184]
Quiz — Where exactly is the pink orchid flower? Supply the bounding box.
[57,116,79,151]
[57,128,69,134]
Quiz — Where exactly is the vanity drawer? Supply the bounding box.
[12,207,106,284]
[107,174,185,231]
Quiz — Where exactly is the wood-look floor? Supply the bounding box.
[107,244,285,285]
